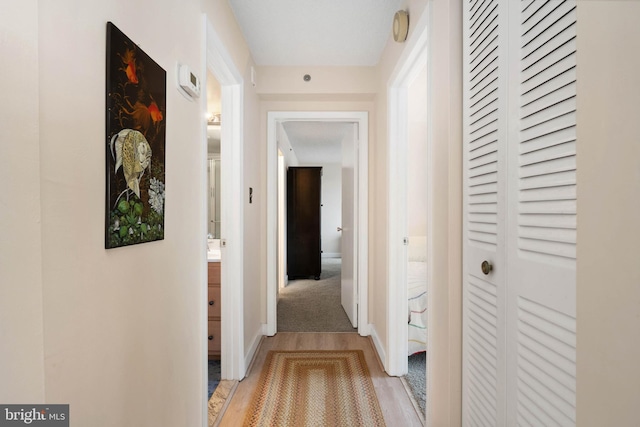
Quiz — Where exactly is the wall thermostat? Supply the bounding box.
[178,64,200,98]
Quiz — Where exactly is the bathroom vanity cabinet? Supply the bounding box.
[207,262,221,358]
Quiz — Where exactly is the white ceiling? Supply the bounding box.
[282,121,352,164]
[218,2,401,158]
[227,0,405,66]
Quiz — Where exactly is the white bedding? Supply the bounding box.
[408,261,427,355]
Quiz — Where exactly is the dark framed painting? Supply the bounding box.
[105,22,166,249]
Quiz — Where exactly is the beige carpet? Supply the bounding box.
[278,258,355,332]
[243,350,386,427]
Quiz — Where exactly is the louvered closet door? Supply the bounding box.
[505,1,577,426]
[462,0,508,425]
[463,0,578,426]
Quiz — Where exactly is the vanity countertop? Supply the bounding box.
[207,239,221,262]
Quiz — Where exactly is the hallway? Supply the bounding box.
[218,333,422,426]
[4,2,640,426]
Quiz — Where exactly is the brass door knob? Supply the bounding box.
[481,261,493,275]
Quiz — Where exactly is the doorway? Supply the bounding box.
[404,63,429,418]
[276,122,355,332]
[204,17,245,386]
[387,11,429,424]
[387,35,429,373]
[266,111,369,337]
[205,70,222,401]
[386,3,464,425]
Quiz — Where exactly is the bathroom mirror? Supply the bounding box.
[207,69,221,239]
[207,146,221,238]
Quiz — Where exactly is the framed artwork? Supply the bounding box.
[105,22,166,249]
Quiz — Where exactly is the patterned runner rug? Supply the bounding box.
[244,350,386,426]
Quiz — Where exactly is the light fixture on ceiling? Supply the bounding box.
[207,113,221,126]
[393,10,409,43]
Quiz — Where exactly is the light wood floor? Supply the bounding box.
[218,332,423,426]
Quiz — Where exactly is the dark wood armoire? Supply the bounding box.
[287,167,322,280]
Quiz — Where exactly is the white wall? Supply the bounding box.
[37,1,205,424]
[241,53,262,363]
[257,66,377,96]
[576,2,640,425]
[0,0,45,403]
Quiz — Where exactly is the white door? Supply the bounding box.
[341,123,357,327]
[462,0,577,425]
[462,0,508,422]
[505,1,577,425]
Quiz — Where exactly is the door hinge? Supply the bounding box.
[403,237,409,246]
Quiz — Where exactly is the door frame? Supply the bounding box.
[266,111,369,336]
[204,17,245,384]
[387,3,464,425]
[387,12,429,378]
